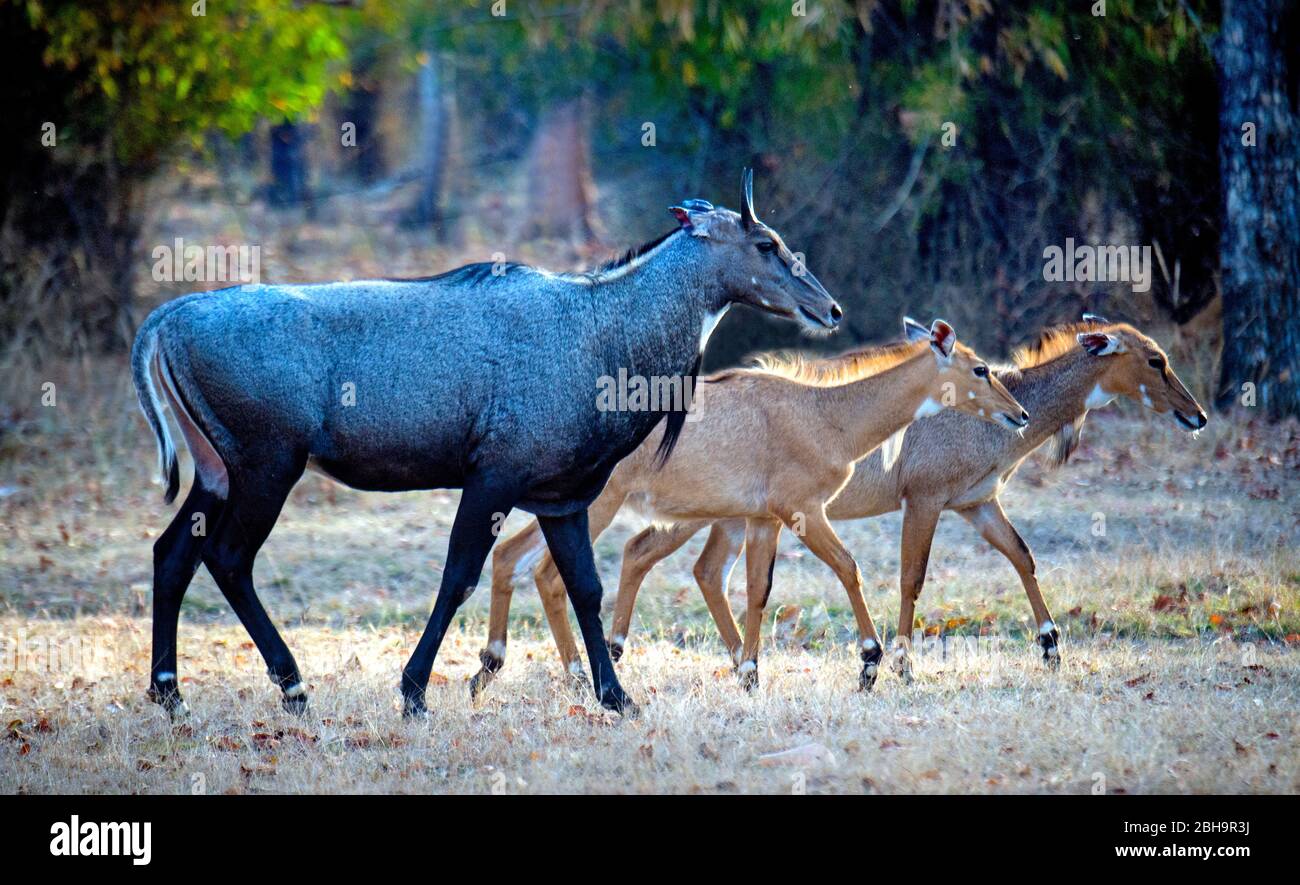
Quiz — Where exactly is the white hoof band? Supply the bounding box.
[1039,620,1057,636]
[567,661,585,678]
[155,672,176,683]
[283,682,307,698]
[861,638,879,651]
[737,660,757,675]
[487,640,507,659]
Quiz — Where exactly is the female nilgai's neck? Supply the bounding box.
[1000,349,1110,456]
[814,350,938,462]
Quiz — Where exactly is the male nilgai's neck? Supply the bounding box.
[589,235,726,378]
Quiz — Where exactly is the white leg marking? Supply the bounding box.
[155,671,176,683]
[486,640,506,659]
[283,682,307,698]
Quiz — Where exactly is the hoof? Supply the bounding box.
[401,692,428,720]
[468,668,493,701]
[1038,623,1061,669]
[860,641,884,692]
[565,660,589,689]
[607,638,625,663]
[597,685,638,717]
[888,641,913,684]
[148,682,190,720]
[738,660,758,692]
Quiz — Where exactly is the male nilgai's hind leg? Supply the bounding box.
[202,482,308,714]
[537,510,636,716]
[149,483,225,718]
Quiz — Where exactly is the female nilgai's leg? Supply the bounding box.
[958,500,1060,667]
[607,521,703,662]
[469,522,547,701]
[737,518,781,690]
[537,510,637,716]
[403,476,520,717]
[149,483,225,719]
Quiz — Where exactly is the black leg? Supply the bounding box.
[149,482,225,719]
[201,466,306,713]
[401,477,517,717]
[537,510,637,716]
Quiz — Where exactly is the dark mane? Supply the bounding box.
[592,229,678,275]
[386,262,529,287]
[385,230,679,288]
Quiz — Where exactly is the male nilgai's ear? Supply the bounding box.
[669,201,714,237]
[1077,331,1125,356]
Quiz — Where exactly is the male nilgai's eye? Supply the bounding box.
[755,240,777,254]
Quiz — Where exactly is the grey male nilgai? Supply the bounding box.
[132,170,841,719]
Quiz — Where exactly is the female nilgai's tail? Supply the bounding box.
[130,309,181,504]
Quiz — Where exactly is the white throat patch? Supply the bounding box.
[913,397,944,419]
[1084,384,1116,410]
[699,304,731,353]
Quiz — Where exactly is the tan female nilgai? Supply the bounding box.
[470,318,1029,695]
[583,316,1207,680]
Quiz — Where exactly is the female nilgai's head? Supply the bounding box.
[669,169,842,333]
[903,317,1030,431]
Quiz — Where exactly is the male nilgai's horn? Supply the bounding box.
[740,167,756,231]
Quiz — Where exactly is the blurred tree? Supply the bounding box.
[1214,0,1299,419]
[1,0,351,355]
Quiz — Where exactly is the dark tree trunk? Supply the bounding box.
[340,56,384,183]
[1215,0,1300,419]
[268,122,310,208]
[520,97,602,245]
[405,48,449,229]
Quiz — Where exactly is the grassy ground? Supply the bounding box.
[1,362,1298,793]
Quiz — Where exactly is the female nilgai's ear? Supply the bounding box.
[1077,331,1125,356]
[930,319,956,358]
[903,316,930,342]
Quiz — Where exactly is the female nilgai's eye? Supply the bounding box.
[755,240,777,254]
[973,365,989,378]
[1148,357,1165,370]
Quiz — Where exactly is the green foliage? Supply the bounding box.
[16,0,353,166]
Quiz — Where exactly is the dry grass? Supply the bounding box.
[1,362,1299,794]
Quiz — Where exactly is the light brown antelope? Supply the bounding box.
[470,318,1029,695]
[588,316,1207,680]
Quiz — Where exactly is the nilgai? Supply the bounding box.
[131,170,841,718]
[472,318,1029,694]
[551,316,1207,681]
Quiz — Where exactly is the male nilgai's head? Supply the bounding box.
[669,169,842,332]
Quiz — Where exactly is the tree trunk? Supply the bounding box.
[405,48,449,229]
[340,54,384,183]
[268,122,310,208]
[1215,0,1300,419]
[520,97,602,245]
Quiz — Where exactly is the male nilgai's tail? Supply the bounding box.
[130,309,181,504]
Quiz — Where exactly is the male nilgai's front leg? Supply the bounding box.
[537,510,638,717]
